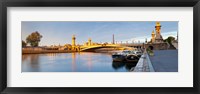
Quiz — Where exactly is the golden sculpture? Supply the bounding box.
[155,22,161,35]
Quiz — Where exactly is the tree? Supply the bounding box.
[164,36,175,44]
[22,40,27,47]
[26,31,43,47]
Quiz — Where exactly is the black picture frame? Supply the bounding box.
[0,0,199,94]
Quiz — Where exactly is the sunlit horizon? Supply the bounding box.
[22,21,178,46]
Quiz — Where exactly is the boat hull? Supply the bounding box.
[125,55,139,62]
[112,55,125,62]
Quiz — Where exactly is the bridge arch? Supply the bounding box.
[148,46,154,50]
[80,45,134,52]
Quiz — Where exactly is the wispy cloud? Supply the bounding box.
[22,21,178,46]
[119,31,178,43]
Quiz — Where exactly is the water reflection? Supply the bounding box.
[71,53,76,71]
[22,52,137,72]
[112,62,125,70]
[22,54,40,72]
[125,63,137,70]
[112,61,137,71]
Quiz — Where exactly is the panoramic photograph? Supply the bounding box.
[22,21,178,72]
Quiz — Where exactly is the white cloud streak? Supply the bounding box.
[118,31,177,43]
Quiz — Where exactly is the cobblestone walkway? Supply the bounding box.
[149,50,178,72]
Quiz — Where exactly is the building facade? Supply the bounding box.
[145,22,169,50]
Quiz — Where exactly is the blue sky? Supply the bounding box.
[22,21,178,46]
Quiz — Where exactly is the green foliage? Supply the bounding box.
[164,36,175,45]
[26,31,42,47]
[22,40,27,47]
[147,48,154,56]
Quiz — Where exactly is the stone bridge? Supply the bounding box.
[80,43,144,52]
[121,43,144,48]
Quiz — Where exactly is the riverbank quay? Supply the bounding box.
[132,49,178,72]
[149,50,178,72]
[132,51,155,72]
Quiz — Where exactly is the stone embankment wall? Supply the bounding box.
[22,47,74,54]
[132,52,155,72]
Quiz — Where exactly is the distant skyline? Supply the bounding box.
[22,21,178,46]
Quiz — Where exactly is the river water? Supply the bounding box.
[22,52,137,72]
